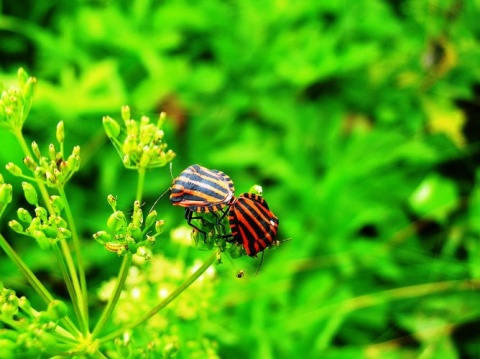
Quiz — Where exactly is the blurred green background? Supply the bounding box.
[1,0,480,358]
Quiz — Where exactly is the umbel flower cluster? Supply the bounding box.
[0,283,68,357]
[103,106,176,170]
[0,68,35,133]
[5,123,81,188]
[0,68,222,357]
[93,196,165,260]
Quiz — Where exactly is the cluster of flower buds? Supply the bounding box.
[0,68,36,133]
[0,174,13,219]
[8,183,71,249]
[103,106,176,170]
[6,121,81,188]
[93,195,165,260]
[187,211,243,259]
[0,282,68,357]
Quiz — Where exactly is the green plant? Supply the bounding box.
[2,1,480,357]
[0,68,232,358]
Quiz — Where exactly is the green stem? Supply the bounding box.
[0,315,27,332]
[0,233,80,336]
[52,243,86,334]
[10,129,88,334]
[58,187,89,333]
[98,251,218,344]
[92,167,146,339]
[136,168,146,202]
[280,278,480,333]
[91,253,133,339]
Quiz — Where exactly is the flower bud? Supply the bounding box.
[17,208,32,223]
[93,230,111,244]
[132,200,143,226]
[23,156,36,171]
[35,207,48,222]
[107,211,127,232]
[48,144,56,162]
[56,121,65,144]
[157,111,166,128]
[125,119,138,137]
[123,154,130,167]
[249,185,263,196]
[125,235,136,251]
[36,331,57,350]
[127,223,142,241]
[22,182,38,206]
[228,242,244,259]
[6,162,22,176]
[45,171,57,187]
[21,75,36,103]
[40,224,56,239]
[146,234,156,246]
[31,141,41,159]
[66,152,81,173]
[102,116,121,139]
[121,105,131,123]
[57,227,71,239]
[47,300,68,321]
[53,216,67,228]
[17,67,28,88]
[122,134,137,155]
[155,220,165,235]
[18,296,32,313]
[50,196,64,214]
[136,246,151,260]
[191,228,200,247]
[139,122,154,145]
[204,230,215,249]
[107,195,117,211]
[8,220,24,233]
[33,230,50,249]
[139,146,152,168]
[1,302,18,318]
[145,210,157,229]
[0,183,13,205]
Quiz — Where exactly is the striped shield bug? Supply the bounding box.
[170,164,235,235]
[228,193,279,257]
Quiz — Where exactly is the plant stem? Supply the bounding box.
[0,233,80,336]
[15,129,88,334]
[92,167,147,339]
[98,251,218,344]
[280,278,480,333]
[136,167,146,203]
[58,186,89,333]
[52,243,86,335]
[91,253,133,339]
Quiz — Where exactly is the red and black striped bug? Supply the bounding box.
[170,164,235,235]
[228,193,279,257]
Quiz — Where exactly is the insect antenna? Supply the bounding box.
[149,163,175,213]
[253,251,265,277]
